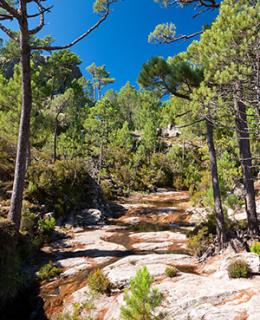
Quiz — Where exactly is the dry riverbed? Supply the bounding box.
[36,190,260,320]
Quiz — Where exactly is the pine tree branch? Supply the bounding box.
[0,22,18,40]
[29,2,46,34]
[0,1,20,19]
[0,13,13,20]
[159,30,203,44]
[31,8,110,51]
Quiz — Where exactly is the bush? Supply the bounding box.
[38,216,56,235]
[58,303,81,320]
[187,213,221,257]
[165,266,178,278]
[87,269,110,294]
[26,159,105,218]
[100,179,115,200]
[187,226,212,257]
[37,261,62,281]
[31,235,44,251]
[227,259,250,279]
[58,299,96,320]
[225,194,241,209]
[21,210,37,234]
[120,267,163,320]
[250,241,260,256]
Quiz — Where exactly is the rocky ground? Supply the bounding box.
[36,190,260,320]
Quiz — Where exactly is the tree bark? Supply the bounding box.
[256,51,260,117]
[25,139,31,170]
[8,3,32,230]
[206,116,227,246]
[234,81,259,236]
[53,116,58,162]
[98,140,103,185]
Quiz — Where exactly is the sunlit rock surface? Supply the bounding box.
[37,191,260,320]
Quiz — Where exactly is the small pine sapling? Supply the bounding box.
[120,266,163,320]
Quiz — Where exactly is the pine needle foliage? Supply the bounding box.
[120,267,163,320]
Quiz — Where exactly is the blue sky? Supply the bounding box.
[4,0,218,92]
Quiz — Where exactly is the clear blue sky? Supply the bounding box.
[6,0,218,91]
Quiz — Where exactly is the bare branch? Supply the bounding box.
[155,0,220,10]
[0,13,13,20]
[31,8,110,51]
[0,22,18,40]
[162,30,203,44]
[176,110,192,118]
[29,2,46,34]
[0,0,20,19]
[27,4,53,18]
[175,118,205,128]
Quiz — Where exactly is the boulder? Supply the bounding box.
[229,198,260,221]
[78,208,104,225]
[186,206,209,224]
[43,228,127,278]
[103,253,196,288]
[129,231,186,242]
[155,274,260,320]
[161,124,181,138]
[129,231,187,252]
[104,274,260,319]
[131,241,175,251]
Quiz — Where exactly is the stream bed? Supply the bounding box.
[4,190,260,320]
[36,190,195,319]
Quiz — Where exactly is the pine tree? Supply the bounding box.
[120,267,163,320]
[188,0,260,235]
[87,63,115,100]
[0,0,118,230]
[139,54,228,246]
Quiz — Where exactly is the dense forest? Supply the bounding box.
[0,0,259,319]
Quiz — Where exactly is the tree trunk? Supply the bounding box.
[206,116,227,246]
[8,5,32,230]
[233,82,259,235]
[53,117,58,162]
[25,139,31,170]
[98,141,103,184]
[256,51,260,117]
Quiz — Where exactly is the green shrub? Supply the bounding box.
[21,210,37,234]
[58,299,96,320]
[187,227,212,257]
[87,269,110,294]
[227,259,250,279]
[165,266,178,278]
[120,267,163,320]
[189,212,217,236]
[38,216,56,235]
[31,235,44,250]
[187,213,221,257]
[58,303,81,320]
[225,194,241,209]
[190,170,217,208]
[26,159,102,218]
[202,187,214,209]
[100,180,115,200]
[250,241,260,256]
[37,261,62,281]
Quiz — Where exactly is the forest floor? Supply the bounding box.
[32,190,260,320]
